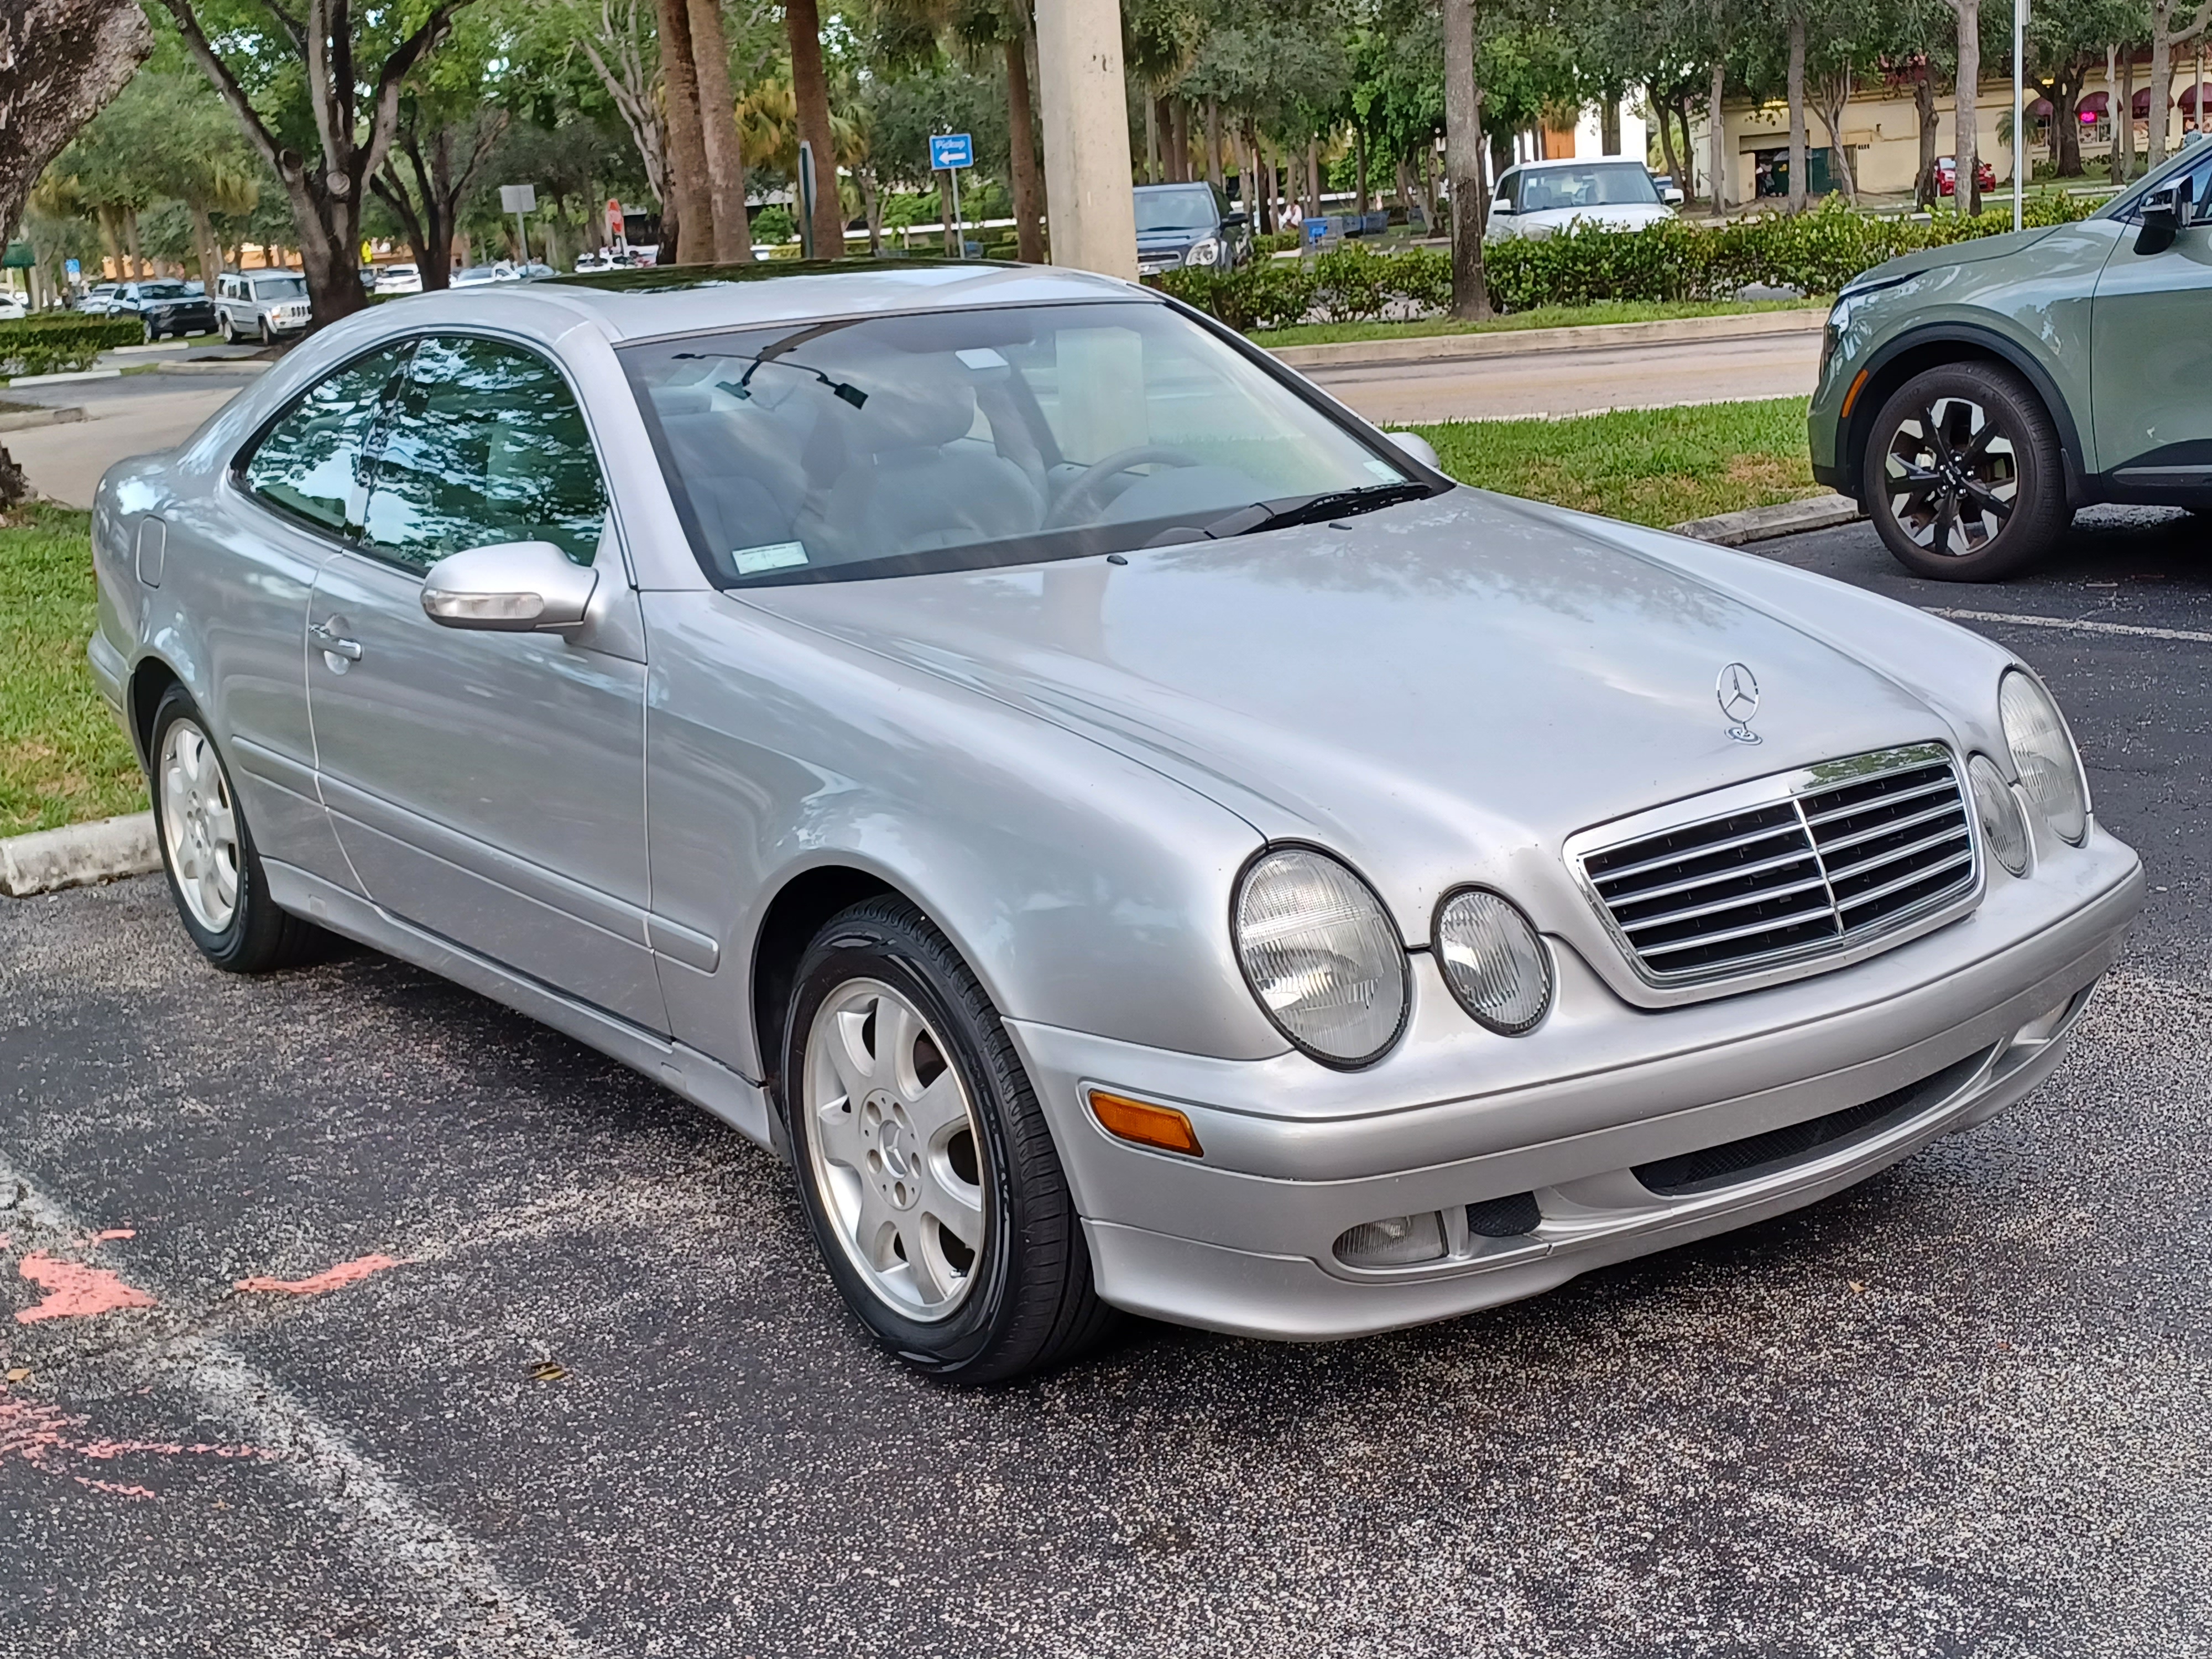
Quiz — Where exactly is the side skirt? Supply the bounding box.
[262,859,780,1155]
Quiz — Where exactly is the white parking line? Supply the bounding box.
[1925,606,2212,645]
[0,1153,603,1658]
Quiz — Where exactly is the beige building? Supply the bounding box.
[1688,65,2212,204]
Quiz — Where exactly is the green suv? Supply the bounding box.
[1811,142,2212,580]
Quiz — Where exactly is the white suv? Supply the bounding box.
[215,270,310,343]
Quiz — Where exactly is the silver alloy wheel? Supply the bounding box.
[802,978,989,1322]
[1884,394,2018,557]
[158,718,241,934]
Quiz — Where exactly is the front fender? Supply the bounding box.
[639,591,1286,1081]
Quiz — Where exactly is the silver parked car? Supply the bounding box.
[90,264,2142,1381]
[216,269,311,343]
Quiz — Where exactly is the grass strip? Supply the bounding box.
[1254,296,1826,351]
[1412,396,1820,529]
[0,505,144,836]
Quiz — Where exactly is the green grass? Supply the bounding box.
[0,505,144,836]
[1254,296,1828,351]
[1413,396,1820,529]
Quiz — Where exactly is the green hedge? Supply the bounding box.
[0,315,144,379]
[1153,195,2100,331]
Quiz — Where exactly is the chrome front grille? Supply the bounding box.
[1571,743,1978,987]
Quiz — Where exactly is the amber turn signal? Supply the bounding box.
[1088,1090,1203,1157]
[1840,367,1871,419]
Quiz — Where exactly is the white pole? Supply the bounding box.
[1035,0,1140,276]
[2013,0,2027,230]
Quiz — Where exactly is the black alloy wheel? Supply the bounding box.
[1861,361,2068,581]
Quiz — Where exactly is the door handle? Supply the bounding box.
[309,619,363,660]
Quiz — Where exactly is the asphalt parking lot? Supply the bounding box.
[3,508,2209,1657]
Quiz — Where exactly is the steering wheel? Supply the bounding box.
[1048,444,1206,526]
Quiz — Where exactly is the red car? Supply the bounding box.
[1936,154,1999,196]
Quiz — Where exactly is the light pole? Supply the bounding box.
[2013,0,2028,231]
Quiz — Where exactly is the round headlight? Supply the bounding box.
[1998,670,2088,844]
[1233,847,1408,1067]
[1433,888,1553,1035]
[1966,753,2029,877]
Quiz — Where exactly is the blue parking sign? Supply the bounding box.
[65,258,80,279]
[930,133,973,171]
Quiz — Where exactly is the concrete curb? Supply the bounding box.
[1672,492,1864,546]
[0,812,160,898]
[0,405,85,433]
[1264,307,1827,372]
[156,358,271,376]
[4,367,123,387]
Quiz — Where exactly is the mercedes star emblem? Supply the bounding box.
[1717,662,1761,744]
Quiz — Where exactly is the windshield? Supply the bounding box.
[253,275,307,299]
[1134,186,1219,233]
[1516,164,1662,212]
[621,300,1435,587]
[139,281,193,299]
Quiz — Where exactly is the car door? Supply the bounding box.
[305,331,664,1031]
[213,341,417,891]
[2092,149,2212,483]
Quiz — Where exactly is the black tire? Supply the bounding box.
[780,896,1117,1384]
[147,686,329,974]
[1861,360,2069,581]
[140,317,156,343]
[257,316,271,346]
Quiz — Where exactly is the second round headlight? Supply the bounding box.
[1966,753,2030,877]
[1433,888,1553,1035]
[1233,847,1409,1067]
[1999,669,2089,845]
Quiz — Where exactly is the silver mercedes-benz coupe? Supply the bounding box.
[90,261,2143,1381]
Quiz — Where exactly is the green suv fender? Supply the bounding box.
[1811,217,2127,502]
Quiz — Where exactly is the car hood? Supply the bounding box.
[1516,205,1674,234]
[1136,229,1208,251]
[740,489,1954,938]
[1849,225,2058,290]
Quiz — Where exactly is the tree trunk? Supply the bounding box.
[1394,154,1411,208]
[653,0,713,259]
[1601,96,1621,155]
[1954,0,1982,213]
[1305,138,1321,222]
[1708,61,1728,216]
[123,207,147,277]
[2056,75,2083,176]
[687,0,753,262]
[1144,96,1160,183]
[858,163,882,254]
[1003,31,1045,262]
[940,171,956,257]
[2149,7,2174,171]
[1441,0,1490,319]
[2122,48,2138,179]
[1353,124,1369,212]
[1206,99,1224,192]
[1172,100,1192,184]
[1813,70,1859,200]
[1787,13,1808,211]
[0,0,150,259]
[784,0,843,258]
[1651,81,1684,199]
[1916,69,1940,205]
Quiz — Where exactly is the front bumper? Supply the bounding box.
[1005,833,2142,1341]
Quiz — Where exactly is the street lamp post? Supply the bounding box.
[2014,0,2028,231]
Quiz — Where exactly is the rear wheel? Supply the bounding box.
[148,686,329,974]
[1861,361,2068,581]
[781,896,1116,1383]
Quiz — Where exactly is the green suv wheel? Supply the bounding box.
[1861,362,2068,582]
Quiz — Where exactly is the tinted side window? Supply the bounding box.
[1497,171,1519,210]
[239,345,412,535]
[361,335,609,572]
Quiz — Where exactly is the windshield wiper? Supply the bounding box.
[1199,480,1433,539]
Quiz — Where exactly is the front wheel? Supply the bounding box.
[140,317,156,343]
[1861,361,2068,581]
[782,896,1116,1384]
[218,313,235,343]
[148,686,329,974]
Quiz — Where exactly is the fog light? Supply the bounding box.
[1334,1211,1447,1267]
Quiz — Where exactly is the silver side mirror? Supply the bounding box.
[1385,429,1443,473]
[420,540,598,632]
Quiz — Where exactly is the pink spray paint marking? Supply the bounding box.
[86,1229,135,1245]
[234,1253,409,1296]
[0,1394,266,1501]
[14,1253,158,1324]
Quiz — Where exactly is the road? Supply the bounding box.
[1305,327,1821,424]
[3,508,2208,1657]
[1,325,1827,512]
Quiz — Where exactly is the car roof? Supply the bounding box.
[530,259,1147,342]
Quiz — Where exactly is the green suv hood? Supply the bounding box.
[1846,225,2060,293]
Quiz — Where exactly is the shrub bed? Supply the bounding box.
[1152,195,2099,331]
[0,315,145,379]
